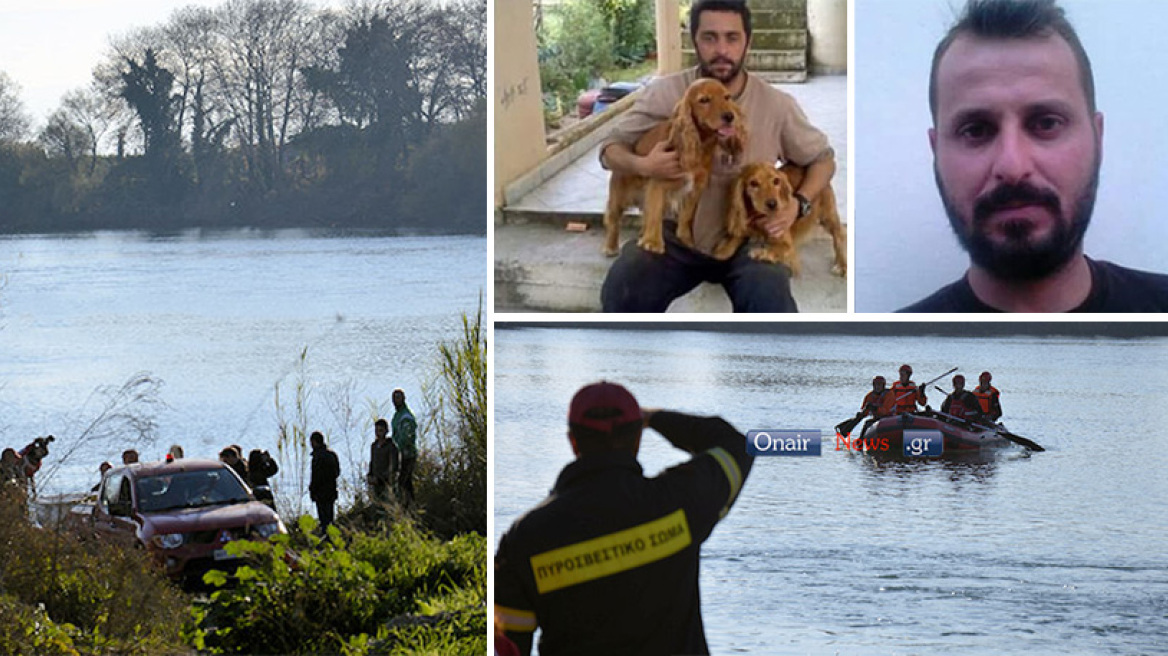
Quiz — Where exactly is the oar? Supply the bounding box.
[931,409,1044,452]
[835,412,864,437]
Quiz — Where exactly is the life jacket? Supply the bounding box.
[890,381,924,413]
[945,391,978,420]
[861,390,893,417]
[974,385,1000,414]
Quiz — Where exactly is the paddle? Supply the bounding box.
[929,408,1045,452]
[835,413,864,437]
[836,367,957,437]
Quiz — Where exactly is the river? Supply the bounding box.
[0,230,485,502]
[493,325,1168,654]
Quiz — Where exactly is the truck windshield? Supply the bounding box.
[136,470,250,512]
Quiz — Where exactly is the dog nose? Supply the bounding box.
[722,112,734,124]
[766,199,778,210]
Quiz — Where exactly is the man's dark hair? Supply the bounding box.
[569,407,642,456]
[929,0,1096,120]
[689,0,752,43]
[310,431,325,447]
[375,418,388,431]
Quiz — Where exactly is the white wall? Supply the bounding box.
[855,0,1168,312]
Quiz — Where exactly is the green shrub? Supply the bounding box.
[538,0,616,121]
[600,0,656,65]
[188,516,485,655]
[0,487,189,655]
[0,594,80,656]
[417,306,486,539]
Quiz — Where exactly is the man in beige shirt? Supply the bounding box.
[600,0,835,312]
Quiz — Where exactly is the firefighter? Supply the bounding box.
[494,381,754,655]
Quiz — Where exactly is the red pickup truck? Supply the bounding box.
[76,458,286,587]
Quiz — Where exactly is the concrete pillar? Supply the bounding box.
[807,0,847,75]
[494,1,548,207]
[655,0,683,75]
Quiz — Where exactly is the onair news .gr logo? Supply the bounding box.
[903,429,943,457]
[746,430,822,456]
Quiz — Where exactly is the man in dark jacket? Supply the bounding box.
[495,381,754,655]
[368,418,398,504]
[940,374,983,422]
[309,431,340,530]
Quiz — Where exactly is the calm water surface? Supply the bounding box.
[494,327,1168,655]
[0,230,485,499]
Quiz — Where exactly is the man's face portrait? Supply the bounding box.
[929,33,1103,281]
[855,0,1168,312]
[693,10,749,84]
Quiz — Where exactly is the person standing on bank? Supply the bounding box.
[901,0,1168,312]
[391,389,417,507]
[309,431,340,531]
[368,418,399,504]
[495,381,754,655]
[599,0,836,312]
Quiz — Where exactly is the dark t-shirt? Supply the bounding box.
[899,258,1168,313]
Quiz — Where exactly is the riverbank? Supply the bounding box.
[0,489,485,655]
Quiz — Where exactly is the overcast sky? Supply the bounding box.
[0,0,342,127]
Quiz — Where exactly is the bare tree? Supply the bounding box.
[38,88,117,175]
[212,0,333,191]
[0,71,31,144]
[35,373,167,494]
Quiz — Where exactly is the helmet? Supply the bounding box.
[953,374,965,384]
[980,371,992,382]
[873,375,886,385]
[899,364,912,374]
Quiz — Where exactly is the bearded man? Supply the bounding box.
[599,0,836,313]
[902,0,1168,312]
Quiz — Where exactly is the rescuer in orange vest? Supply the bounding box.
[890,364,927,414]
[973,371,1003,422]
[861,376,895,419]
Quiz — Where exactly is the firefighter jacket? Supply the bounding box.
[494,411,754,656]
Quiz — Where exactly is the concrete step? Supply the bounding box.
[752,9,809,30]
[754,0,808,12]
[494,213,846,313]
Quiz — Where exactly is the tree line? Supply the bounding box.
[0,0,486,235]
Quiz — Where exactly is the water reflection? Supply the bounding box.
[855,450,1008,485]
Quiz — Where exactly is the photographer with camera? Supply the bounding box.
[247,449,280,509]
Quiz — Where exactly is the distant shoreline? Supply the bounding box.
[495,321,1168,339]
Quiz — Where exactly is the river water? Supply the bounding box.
[493,326,1168,655]
[0,230,485,501]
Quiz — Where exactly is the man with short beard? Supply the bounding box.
[600,0,836,313]
[902,0,1168,312]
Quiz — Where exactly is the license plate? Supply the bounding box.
[213,549,232,561]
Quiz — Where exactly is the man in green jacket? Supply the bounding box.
[391,388,418,507]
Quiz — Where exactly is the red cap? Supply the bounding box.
[568,382,642,433]
[899,364,912,373]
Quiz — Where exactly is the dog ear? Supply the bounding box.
[775,169,795,209]
[670,94,701,171]
[725,105,749,165]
